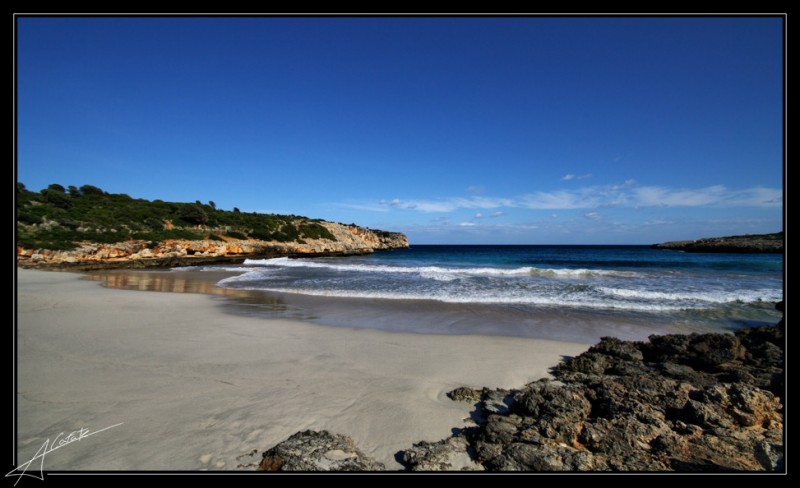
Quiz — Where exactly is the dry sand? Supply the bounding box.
[16,268,589,471]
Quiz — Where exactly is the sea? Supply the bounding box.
[179,245,783,343]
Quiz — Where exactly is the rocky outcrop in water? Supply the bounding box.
[258,430,385,471]
[16,222,409,270]
[652,232,783,253]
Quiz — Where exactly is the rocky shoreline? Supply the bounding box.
[16,222,409,270]
[652,232,783,254]
[257,311,785,472]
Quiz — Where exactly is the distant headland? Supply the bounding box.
[15,183,408,269]
[652,232,783,254]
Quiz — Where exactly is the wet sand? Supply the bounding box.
[17,268,589,470]
[87,268,688,342]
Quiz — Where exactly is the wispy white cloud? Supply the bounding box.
[520,189,601,209]
[351,182,781,214]
[379,196,515,213]
[459,221,477,227]
[467,185,485,194]
[611,179,637,191]
[633,185,726,207]
[337,202,391,212]
[583,211,603,221]
[474,211,504,220]
[562,173,593,181]
[633,185,782,208]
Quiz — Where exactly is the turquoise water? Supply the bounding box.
[185,245,783,341]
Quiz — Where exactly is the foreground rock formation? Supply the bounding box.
[258,430,385,471]
[16,222,409,270]
[404,323,784,472]
[652,232,783,253]
[258,321,784,472]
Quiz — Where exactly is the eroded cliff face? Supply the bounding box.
[16,222,409,269]
[319,222,408,251]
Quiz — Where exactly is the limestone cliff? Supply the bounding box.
[17,222,409,270]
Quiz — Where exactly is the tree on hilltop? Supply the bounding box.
[79,184,105,196]
[179,204,208,225]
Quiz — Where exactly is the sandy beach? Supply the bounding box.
[16,268,589,471]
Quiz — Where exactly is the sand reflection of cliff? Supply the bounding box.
[89,272,228,294]
[88,271,282,304]
[85,271,325,320]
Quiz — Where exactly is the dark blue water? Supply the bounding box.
[181,245,783,340]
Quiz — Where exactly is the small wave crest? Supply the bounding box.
[597,286,783,304]
[214,283,690,311]
[241,257,640,279]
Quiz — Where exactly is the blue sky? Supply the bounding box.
[17,16,783,244]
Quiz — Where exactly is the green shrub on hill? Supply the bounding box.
[42,189,73,209]
[299,223,336,241]
[137,229,205,241]
[225,231,247,239]
[15,183,343,250]
[179,204,209,226]
[79,184,105,196]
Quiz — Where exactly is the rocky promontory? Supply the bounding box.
[17,221,409,270]
[258,319,785,472]
[16,183,409,269]
[652,232,783,253]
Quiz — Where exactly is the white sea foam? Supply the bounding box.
[216,269,273,284]
[597,286,782,304]
[218,256,781,313]
[216,284,691,311]
[241,257,639,279]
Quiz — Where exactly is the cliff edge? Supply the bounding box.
[17,222,409,270]
[16,183,408,269]
[652,232,783,254]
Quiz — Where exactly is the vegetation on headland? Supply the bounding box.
[652,232,783,254]
[16,182,342,251]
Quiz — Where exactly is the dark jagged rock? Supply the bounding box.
[258,430,385,471]
[651,232,783,253]
[256,321,783,472]
[481,388,515,416]
[446,386,483,403]
[402,435,484,471]
[641,333,746,372]
[446,387,515,420]
[512,380,592,444]
[402,323,784,472]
